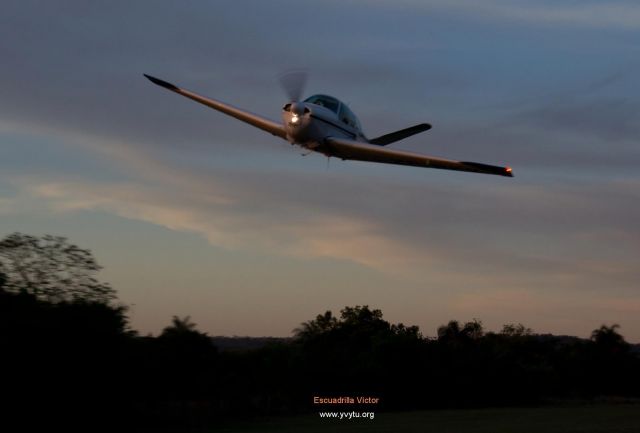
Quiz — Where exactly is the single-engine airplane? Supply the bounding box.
[143,72,513,177]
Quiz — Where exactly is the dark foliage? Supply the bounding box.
[5,285,639,432]
[0,288,132,431]
[0,232,115,304]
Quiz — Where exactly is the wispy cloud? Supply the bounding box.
[407,1,640,30]
[9,128,640,295]
[20,177,430,273]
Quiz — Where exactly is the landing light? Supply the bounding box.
[291,114,300,124]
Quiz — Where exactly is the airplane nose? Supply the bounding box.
[283,104,312,144]
[291,102,305,116]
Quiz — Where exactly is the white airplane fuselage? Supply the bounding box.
[282,102,366,156]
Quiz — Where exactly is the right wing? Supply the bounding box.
[144,74,286,139]
[324,137,513,177]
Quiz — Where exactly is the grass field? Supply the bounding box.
[218,404,640,433]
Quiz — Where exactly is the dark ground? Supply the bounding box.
[217,403,640,433]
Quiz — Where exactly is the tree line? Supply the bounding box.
[1,233,639,431]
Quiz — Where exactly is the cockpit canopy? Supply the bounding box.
[304,94,361,130]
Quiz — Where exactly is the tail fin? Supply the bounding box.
[369,123,431,146]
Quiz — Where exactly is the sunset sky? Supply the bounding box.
[2,1,639,340]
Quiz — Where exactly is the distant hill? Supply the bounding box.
[210,334,640,354]
[210,336,292,351]
[535,334,640,355]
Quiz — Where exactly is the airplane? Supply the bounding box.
[143,72,513,177]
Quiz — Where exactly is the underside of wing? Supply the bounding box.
[144,74,286,139]
[324,137,513,177]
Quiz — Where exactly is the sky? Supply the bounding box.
[1,1,639,340]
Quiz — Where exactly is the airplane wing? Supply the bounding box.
[144,74,286,139]
[324,137,513,177]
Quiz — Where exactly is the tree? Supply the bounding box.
[0,232,115,304]
[390,323,422,339]
[500,323,533,337]
[437,320,462,341]
[437,319,484,341]
[340,305,384,326]
[159,315,217,352]
[591,324,628,352]
[160,315,199,337]
[294,306,391,341]
[156,315,218,393]
[293,310,338,339]
[463,319,484,339]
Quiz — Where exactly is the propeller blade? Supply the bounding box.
[278,69,308,102]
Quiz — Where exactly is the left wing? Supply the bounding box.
[144,74,286,139]
[324,137,513,177]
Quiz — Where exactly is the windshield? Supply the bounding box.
[304,94,340,114]
[305,94,361,130]
[339,103,361,130]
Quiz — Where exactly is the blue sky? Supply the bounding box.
[1,1,640,340]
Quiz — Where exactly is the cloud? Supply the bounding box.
[4,99,639,293]
[0,197,15,215]
[515,97,640,143]
[9,128,640,296]
[18,172,433,273]
[405,0,640,30]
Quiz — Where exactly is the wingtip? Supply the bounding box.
[461,161,514,177]
[143,73,179,91]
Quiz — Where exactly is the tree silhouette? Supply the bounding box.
[462,319,484,340]
[294,310,338,339]
[500,323,533,337]
[340,305,384,325]
[591,323,622,344]
[437,320,463,342]
[390,322,422,338]
[591,324,628,352]
[294,305,391,342]
[161,315,198,335]
[437,318,484,341]
[0,232,115,304]
[158,315,217,358]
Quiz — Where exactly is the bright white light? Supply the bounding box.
[291,114,299,124]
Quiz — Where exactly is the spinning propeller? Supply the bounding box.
[278,69,309,121]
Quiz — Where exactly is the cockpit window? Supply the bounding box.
[304,94,340,114]
[304,94,361,130]
[339,103,361,130]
